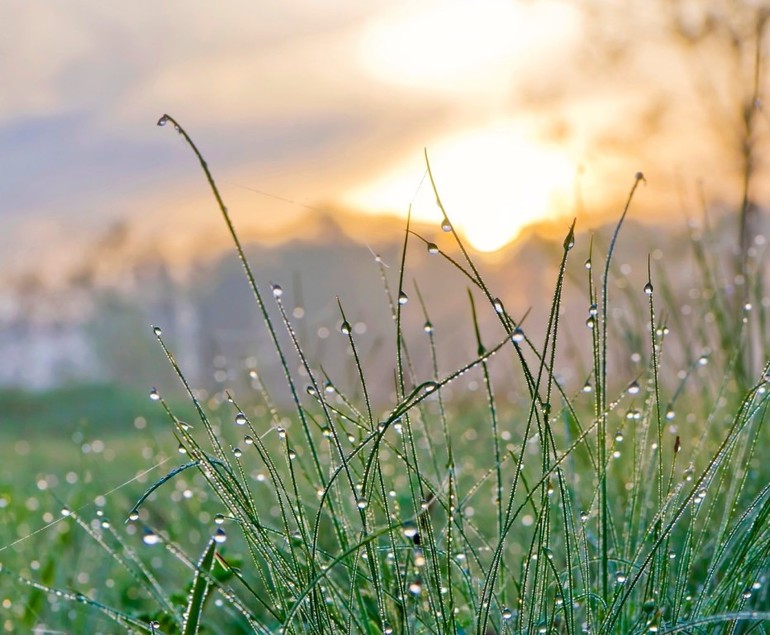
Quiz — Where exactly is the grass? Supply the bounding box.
[1,114,769,634]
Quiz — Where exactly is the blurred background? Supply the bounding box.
[1,0,768,422]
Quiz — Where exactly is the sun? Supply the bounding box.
[343,122,576,252]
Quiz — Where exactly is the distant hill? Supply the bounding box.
[0,204,762,408]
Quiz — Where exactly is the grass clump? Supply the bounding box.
[3,115,770,634]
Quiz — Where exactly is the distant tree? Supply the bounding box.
[579,0,770,266]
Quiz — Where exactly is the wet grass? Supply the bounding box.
[1,116,769,634]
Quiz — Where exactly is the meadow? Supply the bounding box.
[1,115,769,634]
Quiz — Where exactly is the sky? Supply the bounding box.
[1,1,767,282]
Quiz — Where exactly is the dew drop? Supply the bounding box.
[493,298,504,313]
[142,529,162,546]
[128,511,140,522]
[402,521,419,539]
[698,355,709,366]
[586,316,596,329]
[356,498,368,510]
[235,412,247,426]
[152,325,162,336]
[61,507,71,517]
[383,622,394,634]
[408,580,422,595]
[157,115,169,127]
[149,387,160,401]
[441,219,452,232]
[579,511,589,522]
[643,282,653,295]
[502,607,513,620]
[398,291,409,305]
[214,527,227,543]
[214,513,225,525]
[423,381,438,393]
[271,283,283,298]
[423,321,433,333]
[616,572,627,584]
[582,381,593,393]
[584,259,592,270]
[427,242,439,255]
[627,380,641,395]
[511,327,525,343]
[233,447,242,458]
[244,435,254,445]
[340,321,352,335]
[177,444,187,454]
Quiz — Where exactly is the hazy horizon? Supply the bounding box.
[3,0,768,284]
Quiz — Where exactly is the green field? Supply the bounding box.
[1,126,769,635]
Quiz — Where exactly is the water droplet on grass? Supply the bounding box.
[157,115,169,127]
[502,607,513,620]
[427,243,439,254]
[512,327,524,343]
[149,387,160,401]
[644,282,653,295]
[356,498,368,510]
[214,527,227,543]
[271,283,283,298]
[441,219,452,232]
[423,321,433,333]
[233,448,242,458]
[408,580,422,595]
[627,380,641,395]
[235,412,247,426]
[152,325,162,336]
[143,529,161,545]
[398,291,408,305]
[340,321,352,335]
[402,521,418,539]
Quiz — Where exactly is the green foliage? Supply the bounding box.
[1,116,769,634]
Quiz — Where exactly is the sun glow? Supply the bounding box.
[356,0,580,97]
[343,122,576,252]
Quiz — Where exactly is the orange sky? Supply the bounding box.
[1,1,768,280]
